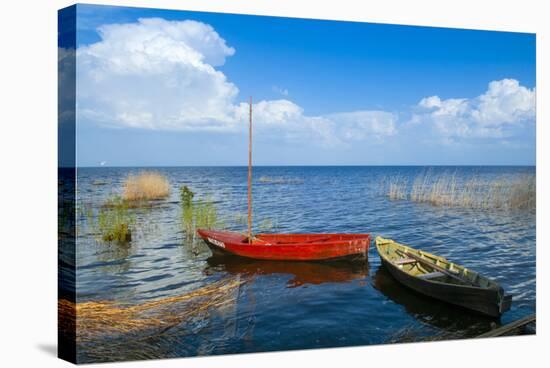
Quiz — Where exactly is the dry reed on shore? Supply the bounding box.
[387,172,535,210]
[122,172,170,201]
[59,276,246,342]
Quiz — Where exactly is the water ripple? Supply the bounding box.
[72,166,535,361]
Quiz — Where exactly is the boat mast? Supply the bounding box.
[247,96,253,243]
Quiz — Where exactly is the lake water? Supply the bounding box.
[65,166,536,363]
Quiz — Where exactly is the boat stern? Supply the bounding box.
[499,294,513,314]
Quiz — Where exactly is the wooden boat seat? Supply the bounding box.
[418,271,445,280]
[394,258,416,265]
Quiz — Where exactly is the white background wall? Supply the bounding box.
[0,0,547,367]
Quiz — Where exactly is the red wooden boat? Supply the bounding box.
[198,229,370,261]
[197,97,371,262]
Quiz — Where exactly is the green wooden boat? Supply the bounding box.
[375,236,512,317]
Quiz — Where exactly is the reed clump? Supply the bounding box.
[123,172,170,201]
[97,196,134,243]
[387,177,408,201]
[180,186,220,238]
[387,172,535,210]
[58,276,246,342]
[258,218,274,232]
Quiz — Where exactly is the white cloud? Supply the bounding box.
[472,79,535,126]
[238,99,304,126]
[231,100,397,145]
[75,18,533,148]
[414,79,535,139]
[76,18,397,145]
[77,18,240,132]
[418,95,442,109]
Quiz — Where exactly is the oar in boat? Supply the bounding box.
[394,248,476,286]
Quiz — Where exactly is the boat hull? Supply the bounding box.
[380,257,502,317]
[198,230,370,262]
[376,237,511,318]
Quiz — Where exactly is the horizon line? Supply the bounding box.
[71,164,536,169]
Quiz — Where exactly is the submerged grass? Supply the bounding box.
[123,172,170,201]
[387,172,535,210]
[97,196,135,243]
[180,186,221,238]
[59,276,246,343]
[195,199,219,230]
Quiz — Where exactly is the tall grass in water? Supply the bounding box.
[180,186,220,239]
[123,172,170,201]
[388,172,535,210]
[195,199,219,230]
[387,176,408,201]
[180,186,195,236]
[97,196,135,243]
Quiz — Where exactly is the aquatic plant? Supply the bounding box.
[179,186,220,238]
[387,172,535,210]
[258,218,275,232]
[179,185,194,208]
[58,276,246,343]
[178,186,276,237]
[387,176,408,201]
[122,171,170,201]
[195,198,219,230]
[180,186,195,236]
[97,196,134,243]
[233,212,248,227]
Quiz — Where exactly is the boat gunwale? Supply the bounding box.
[256,233,371,247]
[375,236,500,291]
[199,230,371,248]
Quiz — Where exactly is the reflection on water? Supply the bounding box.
[69,166,536,362]
[372,266,498,337]
[206,257,370,288]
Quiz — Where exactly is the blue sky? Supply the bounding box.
[63,4,536,166]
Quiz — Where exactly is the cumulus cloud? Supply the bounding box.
[230,100,396,146]
[231,100,397,145]
[76,18,398,144]
[77,18,240,132]
[414,79,535,139]
[76,18,533,148]
[472,79,535,126]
